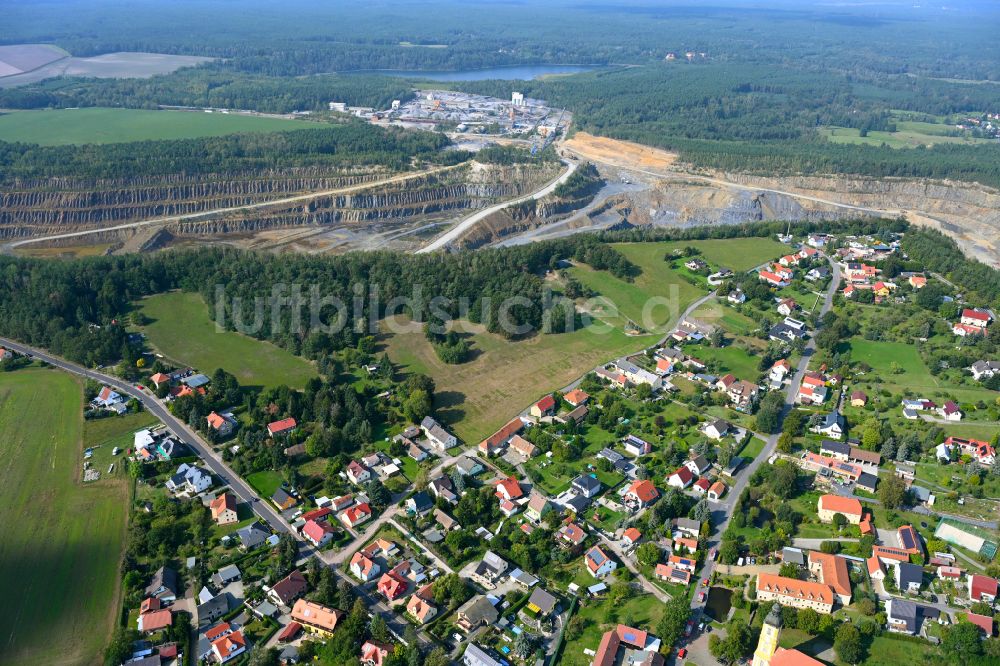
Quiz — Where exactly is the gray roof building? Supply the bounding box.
[145,566,178,599]
[454,457,483,476]
[572,474,602,497]
[896,562,924,591]
[821,439,851,457]
[781,547,805,566]
[887,598,918,633]
[237,523,271,550]
[463,643,503,666]
[526,587,558,615]
[457,596,500,630]
[196,593,229,626]
[856,472,879,493]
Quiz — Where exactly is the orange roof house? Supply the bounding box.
[149,372,171,387]
[211,630,246,663]
[494,476,524,501]
[756,573,834,613]
[210,492,239,525]
[137,608,173,633]
[291,599,343,636]
[771,648,825,666]
[479,417,525,455]
[267,417,297,437]
[564,389,590,407]
[624,479,659,508]
[817,494,863,523]
[808,551,852,604]
[377,572,409,601]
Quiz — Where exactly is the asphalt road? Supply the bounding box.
[684,253,842,622]
[0,336,294,536]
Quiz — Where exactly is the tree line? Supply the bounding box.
[0,235,632,367]
[0,122,456,181]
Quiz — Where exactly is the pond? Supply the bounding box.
[346,64,601,81]
[703,587,733,622]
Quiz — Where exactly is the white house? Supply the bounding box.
[668,466,694,489]
[585,546,617,578]
[421,416,457,451]
[166,463,212,494]
[938,401,963,422]
[970,360,1000,381]
[809,411,844,439]
[702,419,730,440]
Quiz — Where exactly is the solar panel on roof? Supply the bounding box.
[900,529,916,549]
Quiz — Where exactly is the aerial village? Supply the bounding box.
[19,224,997,666]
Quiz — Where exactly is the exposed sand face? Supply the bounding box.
[562,133,1000,266]
[564,132,679,170]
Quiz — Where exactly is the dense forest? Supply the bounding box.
[0,69,418,115]
[2,2,1000,188]
[5,1,1000,80]
[0,122,458,181]
[901,228,1000,306]
[456,64,1000,189]
[0,234,633,366]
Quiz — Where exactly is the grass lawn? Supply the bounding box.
[568,260,704,332]
[738,437,766,461]
[631,238,786,272]
[0,367,128,665]
[691,298,759,336]
[586,504,625,532]
[138,291,317,390]
[681,343,761,380]
[560,593,665,666]
[84,410,159,448]
[381,317,662,443]
[861,635,940,666]
[247,470,284,499]
[0,107,321,145]
[843,337,998,405]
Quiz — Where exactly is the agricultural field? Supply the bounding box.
[0,367,128,666]
[821,124,993,149]
[0,107,320,145]
[137,291,317,390]
[381,317,660,443]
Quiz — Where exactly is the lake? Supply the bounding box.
[351,64,600,81]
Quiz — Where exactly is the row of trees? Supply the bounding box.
[0,121,455,181]
[0,234,638,367]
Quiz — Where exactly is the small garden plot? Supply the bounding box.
[586,504,626,532]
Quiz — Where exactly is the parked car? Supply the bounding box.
[678,648,688,659]
[684,620,695,637]
[698,591,706,602]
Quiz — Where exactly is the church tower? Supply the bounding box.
[752,604,783,666]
